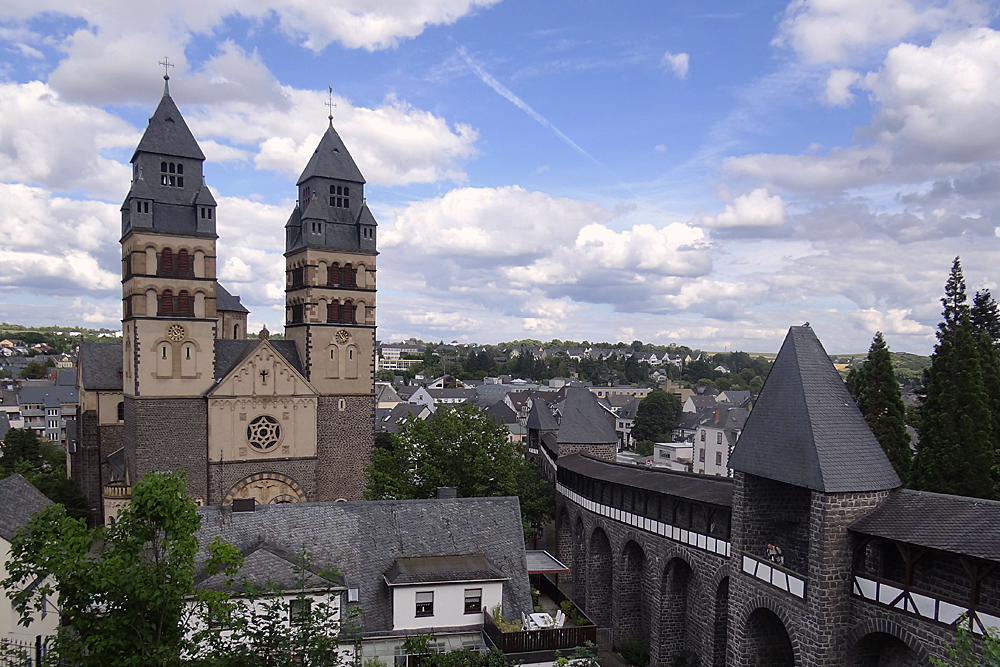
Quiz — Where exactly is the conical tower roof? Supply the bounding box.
[132,85,205,162]
[297,123,365,185]
[728,325,900,493]
[556,387,617,445]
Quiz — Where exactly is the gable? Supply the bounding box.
[210,341,317,398]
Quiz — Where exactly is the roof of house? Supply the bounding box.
[216,283,249,313]
[0,473,53,541]
[78,342,123,391]
[699,406,750,431]
[526,401,560,431]
[379,403,430,433]
[618,397,640,420]
[850,489,1000,562]
[297,123,365,185]
[194,182,217,206]
[214,339,305,380]
[426,388,477,400]
[559,453,733,508]
[132,87,206,161]
[685,395,717,410]
[556,387,617,445]
[485,401,518,426]
[195,543,345,594]
[728,325,900,493]
[384,554,507,586]
[192,497,531,634]
[18,384,77,407]
[375,383,402,404]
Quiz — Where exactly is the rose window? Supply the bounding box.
[246,415,281,451]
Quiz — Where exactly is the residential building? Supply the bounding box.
[651,442,693,471]
[694,406,749,477]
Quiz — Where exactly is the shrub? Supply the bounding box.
[616,636,649,667]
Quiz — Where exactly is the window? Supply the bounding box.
[716,451,723,466]
[160,248,174,273]
[290,304,304,324]
[176,291,191,316]
[464,588,482,614]
[700,430,706,442]
[328,184,351,208]
[329,263,340,285]
[717,432,723,444]
[233,324,239,339]
[117,402,124,422]
[289,598,311,625]
[160,162,184,187]
[291,267,304,288]
[415,592,434,617]
[699,448,705,462]
[177,249,190,275]
[160,289,174,315]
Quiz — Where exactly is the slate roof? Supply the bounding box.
[132,88,205,161]
[196,543,345,594]
[728,325,900,493]
[0,413,9,442]
[618,398,640,421]
[0,473,53,541]
[192,497,532,634]
[384,554,507,586]
[79,342,123,391]
[485,401,518,426]
[379,403,429,433]
[215,283,249,313]
[850,489,1000,562]
[526,401,559,431]
[18,384,77,407]
[213,339,304,381]
[685,395,717,411]
[559,453,734,508]
[194,182,217,206]
[556,387,617,445]
[297,123,365,185]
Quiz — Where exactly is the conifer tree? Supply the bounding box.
[854,332,911,484]
[971,289,1000,489]
[911,258,996,499]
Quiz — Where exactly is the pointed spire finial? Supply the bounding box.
[326,86,336,126]
[159,57,174,95]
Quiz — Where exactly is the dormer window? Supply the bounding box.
[160,162,185,188]
[329,185,350,208]
[135,201,149,213]
[199,207,213,219]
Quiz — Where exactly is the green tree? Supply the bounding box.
[2,471,241,667]
[972,289,1000,489]
[17,360,50,379]
[364,404,553,538]
[853,332,912,484]
[932,617,1000,666]
[631,390,682,444]
[911,258,996,499]
[0,428,87,519]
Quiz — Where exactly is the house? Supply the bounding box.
[189,496,533,665]
[426,388,477,406]
[693,406,750,477]
[651,442,694,471]
[0,474,59,642]
[403,386,435,412]
[682,395,716,414]
[377,403,433,433]
[717,390,752,408]
[615,397,640,450]
[375,382,402,410]
[17,383,78,446]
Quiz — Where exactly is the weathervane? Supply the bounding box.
[326,86,337,125]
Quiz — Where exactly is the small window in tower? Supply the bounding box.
[344,198,349,207]
[177,163,183,175]
[162,175,169,186]
[336,197,341,207]
[144,202,149,213]
[169,163,175,174]
[329,185,336,195]
[136,201,141,212]
[337,186,342,195]
[162,346,167,359]
[177,177,184,187]
[207,208,212,219]
[234,324,239,338]
[169,175,176,186]
[200,208,205,219]
[161,162,167,173]
[186,346,191,360]
[330,197,335,206]
[344,187,349,197]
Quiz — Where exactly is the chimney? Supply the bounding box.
[437,487,457,499]
[715,407,720,424]
[232,498,256,512]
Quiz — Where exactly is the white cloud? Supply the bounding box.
[772,0,991,64]
[661,52,690,79]
[701,189,787,227]
[849,308,935,335]
[821,68,861,107]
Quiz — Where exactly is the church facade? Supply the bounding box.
[73,78,377,524]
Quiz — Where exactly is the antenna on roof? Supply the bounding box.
[159,57,174,96]
[326,86,337,126]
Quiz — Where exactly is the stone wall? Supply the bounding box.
[126,396,209,501]
[558,442,616,461]
[315,394,374,501]
[72,409,103,526]
[206,457,318,505]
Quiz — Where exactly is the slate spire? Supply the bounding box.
[728,325,901,493]
[131,80,205,162]
[296,123,365,185]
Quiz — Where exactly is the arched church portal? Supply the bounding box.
[224,472,307,505]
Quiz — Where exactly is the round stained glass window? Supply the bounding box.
[246,415,281,451]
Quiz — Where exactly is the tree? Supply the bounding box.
[972,289,1000,489]
[631,390,682,444]
[0,428,87,519]
[911,258,996,499]
[852,332,912,484]
[364,403,553,538]
[932,617,1000,666]
[2,471,237,667]
[17,359,50,379]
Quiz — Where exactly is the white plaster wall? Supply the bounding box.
[391,581,503,631]
[1,538,60,642]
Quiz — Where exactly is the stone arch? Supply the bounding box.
[586,526,613,627]
[573,515,587,603]
[224,472,307,506]
[742,605,797,667]
[659,556,694,661]
[556,506,573,587]
[345,344,360,379]
[325,343,340,379]
[712,576,729,667]
[847,620,930,667]
[614,539,648,650]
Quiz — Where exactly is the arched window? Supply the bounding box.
[160,248,173,274]
[176,163,183,175]
[117,402,124,422]
[161,289,174,315]
[161,162,167,173]
[329,263,340,286]
[233,324,239,339]
[176,249,190,275]
[177,291,191,316]
[344,263,355,287]
[343,299,354,324]
[329,185,336,195]
[327,302,340,323]
[343,187,349,207]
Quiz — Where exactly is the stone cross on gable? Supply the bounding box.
[260,369,269,384]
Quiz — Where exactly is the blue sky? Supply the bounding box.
[2,0,1000,354]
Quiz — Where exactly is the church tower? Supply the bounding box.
[284,119,377,501]
[120,73,218,502]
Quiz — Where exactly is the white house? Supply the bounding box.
[384,555,505,631]
[652,443,693,472]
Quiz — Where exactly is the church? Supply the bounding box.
[72,75,377,525]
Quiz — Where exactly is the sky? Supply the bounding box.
[2,0,1000,355]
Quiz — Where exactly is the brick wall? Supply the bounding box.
[126,397,208,501]
[206,458,318,505]
[315,394,374,501]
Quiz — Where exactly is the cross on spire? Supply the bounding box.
[159,57,174,80]
[326,86,337,125]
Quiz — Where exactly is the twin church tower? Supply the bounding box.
[79,76,377,520]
